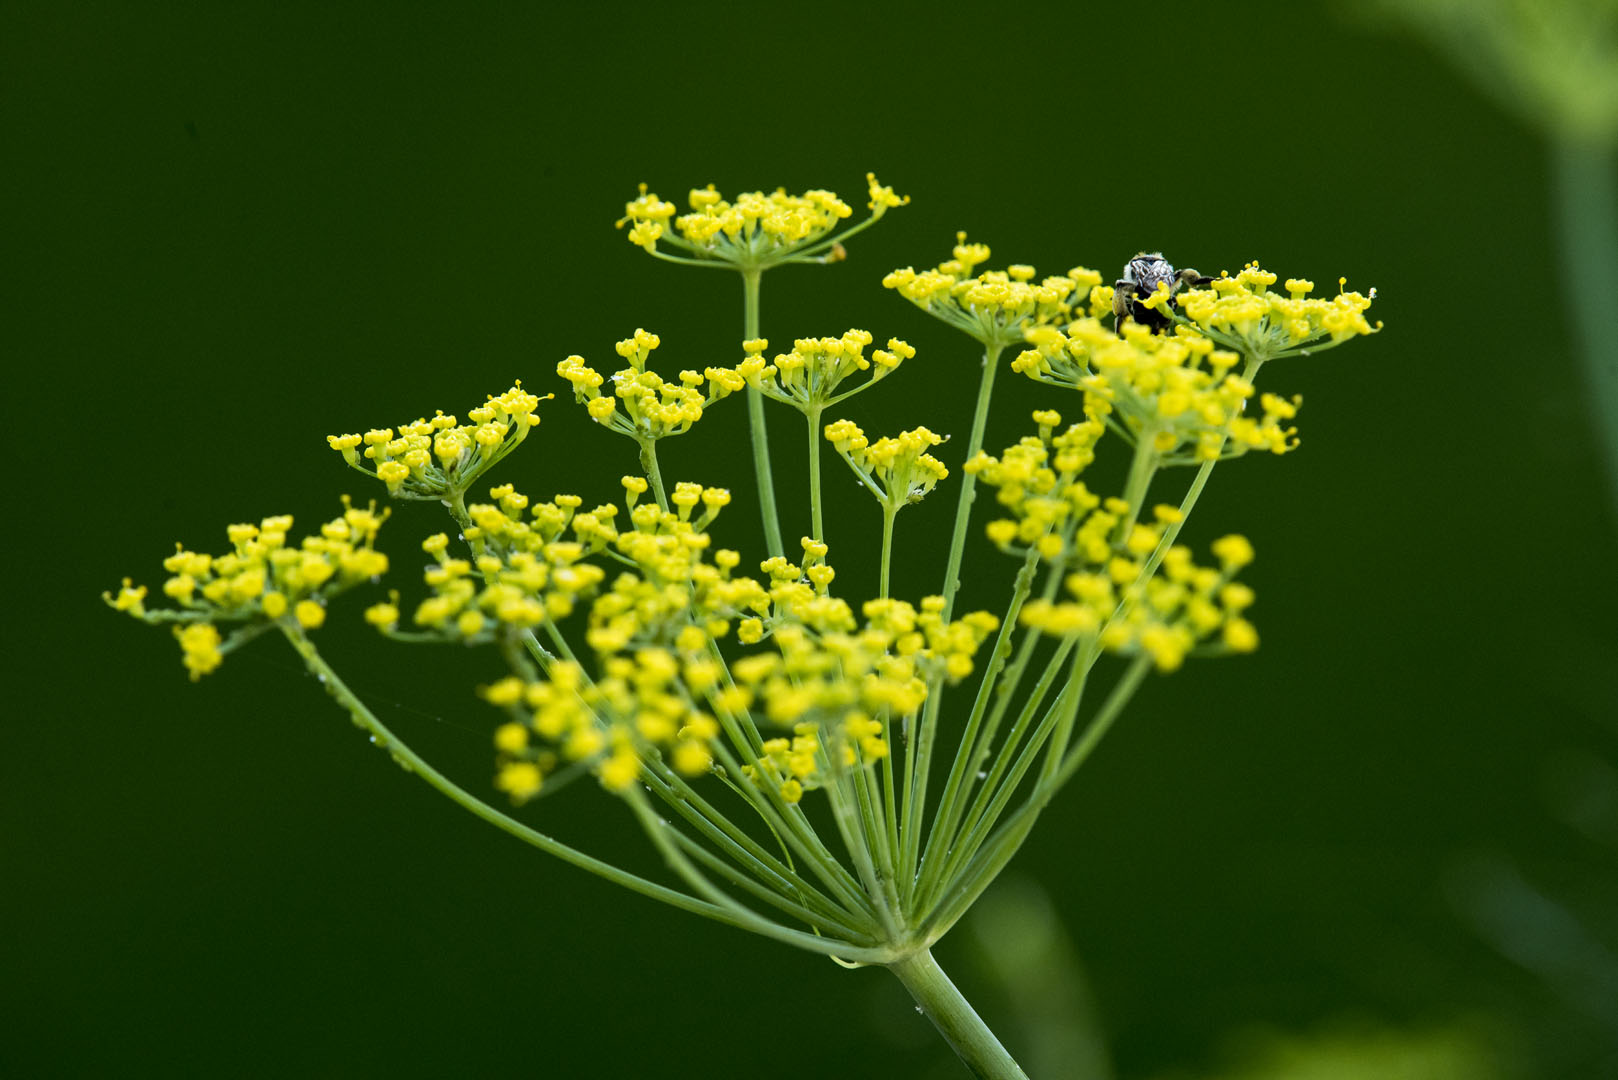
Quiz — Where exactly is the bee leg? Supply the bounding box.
[1112,279,1135,336]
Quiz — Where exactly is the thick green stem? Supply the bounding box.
[1552,137,1618,512]
[808,405,824,542]
[889,949,1030,1080]
[941,345,1004,620]
[742,268,785,557]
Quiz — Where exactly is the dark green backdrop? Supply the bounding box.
[6,4,1615,1078]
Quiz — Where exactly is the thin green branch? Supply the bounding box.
[276,624,747,931]
[647,248,733,269]
[914,547,1041,906]
[927,655,1152,941]
[638,755,864,933]
[940,345,1005,621]
[879,505,896,599]
[808,405,825,542]
[924,635,1076,911]
[742,268,785,558]
[619,785,894,963]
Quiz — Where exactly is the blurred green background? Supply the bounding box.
[6,4,1616,1078]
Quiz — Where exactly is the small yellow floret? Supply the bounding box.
[1223,618,1259,652]
[495,761,543,802]
[672,740,712,776]
[1211,534,1255,571]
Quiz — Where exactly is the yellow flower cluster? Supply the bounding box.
[883,234,1104,347]
[965,409,1108,561]
[823,420,949,510]
[381,523,609,640]
[484,646,723,802]
[487,575,999,806]
[326,383,545,500]
[105,502,390,679]
[408,468,1001,805]
[1173,263,1379,360]
[734,331,914,413]
[557,329,740,441]
[732,597,998,802]
[617,174,907,266]
[1021,534,1260,672]
[1014,320,1302,463]
[584,483,765,655]
[368,477,750,648]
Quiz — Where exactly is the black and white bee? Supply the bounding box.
[1112,251,1212,336]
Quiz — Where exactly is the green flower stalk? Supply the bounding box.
[108,172,1382,1079]
[823,419,948,598]
[555,327,743,511]
[883,237,1103,621]
[729,330,915,545]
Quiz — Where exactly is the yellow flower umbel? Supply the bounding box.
[108,169,1390,1078]
[558,329,743,513]
[1172,263,1379,362]
[966,409,1107,564]
[438,465,997,813]
[618,173,908,270]
[883,234,1100,349]
[1014,320,1303,465]
[619,174,908,560]
[732,331,918,546]
[883,237,1106,622]
[734,331,914,414]
[104,500,390,679]
[825,422,949,511]
[1020,534,1260,673]
[327,383,546,502]
[559,329,739,442]
[823,419,950,597]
